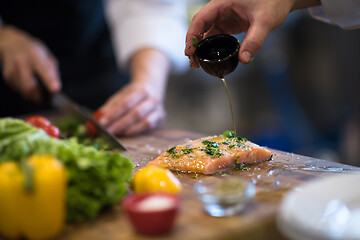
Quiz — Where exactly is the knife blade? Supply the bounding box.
[51,92,127,151]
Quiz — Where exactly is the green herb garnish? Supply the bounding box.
[234,160,250,171]
[228,144,236,149]
[181,147,194,154]
[236,136,248,142]
[230,144,251,150]
[167,146,179,158]
[201,147,222,157]
[222,130,248,143]
[202,140,219,148]
[167,146,176,152]
[235,165,250,171]
[220,173,228,177]
[223,130,235,138]
[214,172,228,177]
[201,140,222,157]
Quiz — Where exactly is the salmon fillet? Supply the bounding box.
[148,134,272,174]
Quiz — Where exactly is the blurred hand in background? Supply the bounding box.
[0,26,61,103]
[98,48,169,136]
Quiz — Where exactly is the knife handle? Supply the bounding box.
[36,75,52,104]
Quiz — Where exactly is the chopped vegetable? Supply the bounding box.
[54,116,113,151]
[85,110,104,138]
[0,118,133,222]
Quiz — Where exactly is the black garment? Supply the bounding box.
[0,0,129,116]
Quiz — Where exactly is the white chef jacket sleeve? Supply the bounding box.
[103,0,189,73]
[308,1,360,30]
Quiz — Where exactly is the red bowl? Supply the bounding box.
[122,193,180,236]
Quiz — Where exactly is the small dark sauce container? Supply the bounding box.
[195,34,240,78]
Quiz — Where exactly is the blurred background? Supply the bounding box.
[164,1,360,166]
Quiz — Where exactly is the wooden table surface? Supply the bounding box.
[55,129,360,240]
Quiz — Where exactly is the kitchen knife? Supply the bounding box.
[50,92,127,151]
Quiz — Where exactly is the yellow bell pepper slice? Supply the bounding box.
[132,166,182,194]
[0,155,66,240]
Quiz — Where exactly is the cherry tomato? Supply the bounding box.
[93,110,103,121]
[86,121,97,138]
[44,125,60,138]
[25,115,51,129]
[86,110,104,138]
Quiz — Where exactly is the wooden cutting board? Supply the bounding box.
[56,129,360,240]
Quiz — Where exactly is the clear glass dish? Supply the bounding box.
[194,177,255,217]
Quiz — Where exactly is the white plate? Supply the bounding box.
[277,173,360,240]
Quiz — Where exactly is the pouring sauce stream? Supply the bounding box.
[221,77,236,135]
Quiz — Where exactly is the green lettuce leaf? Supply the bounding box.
[0,118,133,222]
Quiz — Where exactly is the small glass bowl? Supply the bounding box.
[122,193,180,236]
[194,34,240,78]
[194,177,255,217]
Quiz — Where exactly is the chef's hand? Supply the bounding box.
[0,26,61,102]
[98,48,170,136]
[185,0,321,66]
